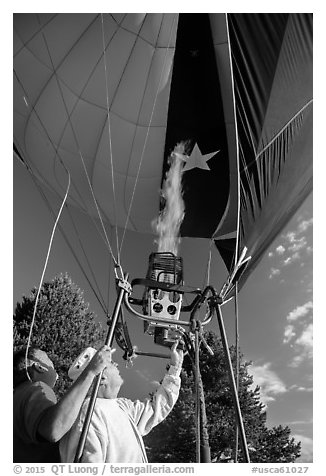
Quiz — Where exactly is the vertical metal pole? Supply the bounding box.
[197,362,211,462]
[74,274,129,463]
[215,303,250,463]
[234,282,240,462]
[194,327,201,463]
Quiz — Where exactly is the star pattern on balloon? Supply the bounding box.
[183,143,219,172]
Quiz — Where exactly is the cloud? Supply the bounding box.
[285,231,296,243]
[269,267,281,279]
[289,323,313,367]
[283,302,313,367]
[283,252,300,266]
[267,215,312,280]
[283,324,295,343]
[292,434,313,462]
[276,245,285,255]
[288,385,313,393]
[286,302,313,322]
[297,218,313,233]
[298,387,313,392]
[283,219,312,249]
[296,323,313,348]
[249,363,287,405]
[288,237,306,253]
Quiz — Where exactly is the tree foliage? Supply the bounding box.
[144,331,301,463]
[13,273,106,396]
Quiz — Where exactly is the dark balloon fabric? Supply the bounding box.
[13,13,312,296]
[215,14,313,296]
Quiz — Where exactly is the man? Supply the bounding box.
[13,345,112,462]
[60,341,183,462]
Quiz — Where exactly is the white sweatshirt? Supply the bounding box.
[59,365,181,463]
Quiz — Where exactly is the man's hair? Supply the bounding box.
[13,347,41,388]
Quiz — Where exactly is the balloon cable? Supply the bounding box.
[24,168,71,380]
[226,15,241,463]
[226,13,241,267]
[100,13,121,269]
[118,14,178,256]
[204,241,213,288]
[30,164,108,314]
[219,14,244,300]
[36,18,123,279]
[255,99,313,163]
[14,72,119,277]
[234,281,240,462]
[76,149,124,280]
[15,156,114,318]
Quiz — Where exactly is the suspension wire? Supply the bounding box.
[226,13,241,271]
[99,13,152,275]
[24,166,71,380]
[61,204,109,314]
[14,99,119,309]
[77,148,123,279]
[23,158,109,315]
[197,240,213,320]
[15,87,119,277]
[15,56,118,311]
[234,281,240,462]
[204,240,213,288]
[16,16,134,378]
[100,13,121,269]
[226,13,242,462]
[107,233,113,312]
[35,16,122,278]
[15,73,119,266]
[118,13,178,256]
[30,17,124,262]
[251,99,313,166]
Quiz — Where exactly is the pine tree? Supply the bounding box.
[144,331,301,463]
[13,273,106,396]
[251,425,301,463]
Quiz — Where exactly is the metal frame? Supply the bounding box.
[74,274,250,463]
[74,274,130,463]
[125,279,250,463]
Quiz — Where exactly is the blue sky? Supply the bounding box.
[13,157,313,462]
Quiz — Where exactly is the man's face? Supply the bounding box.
[32,350,58,388]
[99,361,123,398]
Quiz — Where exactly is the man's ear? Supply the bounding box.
[32,362,48,374]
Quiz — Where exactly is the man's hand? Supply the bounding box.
[170,340,183,369]
[86,345,113,377]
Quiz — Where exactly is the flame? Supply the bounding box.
[152,143,187,255]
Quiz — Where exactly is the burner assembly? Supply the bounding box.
[143,252,184,348]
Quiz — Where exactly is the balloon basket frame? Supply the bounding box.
[74,259,250,463]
